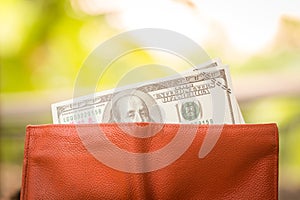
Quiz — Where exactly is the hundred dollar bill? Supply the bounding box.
[193,59,244,124]
[52,62,244,124]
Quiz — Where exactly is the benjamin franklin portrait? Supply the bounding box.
[102,89,162,123]
[109,94,152,123]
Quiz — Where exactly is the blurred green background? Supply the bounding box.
[1,0,300,199]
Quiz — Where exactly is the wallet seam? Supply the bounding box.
[273,125,279,200]
[23,126,32,200]
[26,123,277,130]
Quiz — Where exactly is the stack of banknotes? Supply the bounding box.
[52,59,244,124]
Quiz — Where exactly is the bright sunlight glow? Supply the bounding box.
[72,0,300,55]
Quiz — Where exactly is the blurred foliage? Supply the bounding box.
[0,0,116,93]
[0,138,24,165]
[234,49,300,74]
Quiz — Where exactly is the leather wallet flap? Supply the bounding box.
[21,123,278,200]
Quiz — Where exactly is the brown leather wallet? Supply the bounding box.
[21,123,278,199]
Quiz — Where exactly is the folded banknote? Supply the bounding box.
[51,59,244,124]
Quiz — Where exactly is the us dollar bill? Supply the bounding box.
[52,60,244,124]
